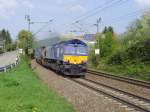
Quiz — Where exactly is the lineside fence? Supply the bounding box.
[0,51,20,72]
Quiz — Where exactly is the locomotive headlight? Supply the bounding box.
[63,61,69,65]
[81,61,87,65]
[67,60,70,63]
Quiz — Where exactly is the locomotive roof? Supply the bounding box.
[55,39,87,46]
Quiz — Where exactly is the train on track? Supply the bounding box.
[35,39,88,76]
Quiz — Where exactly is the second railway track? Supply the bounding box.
[70,78,150,112]
[87,70,150,89]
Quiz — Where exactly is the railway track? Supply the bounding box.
[87,70,150,89]
[35,60,150,111]
[70,78,150,112]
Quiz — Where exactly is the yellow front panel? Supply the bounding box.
[64,55,88,64]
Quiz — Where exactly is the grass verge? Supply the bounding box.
[0,56,74,112]
[89,61,150,81]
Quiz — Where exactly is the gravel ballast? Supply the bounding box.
[86,73,150,100]
[31,60,138,112]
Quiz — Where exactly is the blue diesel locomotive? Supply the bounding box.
[35,39,88,76]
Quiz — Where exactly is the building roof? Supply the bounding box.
[83,34,95,41]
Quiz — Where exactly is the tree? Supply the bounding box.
[108,11,150,65]
[1,29,12,43]
[108,26,114,33]
[103,26,107,34]
[102,26,114,34]
[0,29,12,51]
[95,26,117,57]
[6,31,12,44]
[18,30,33,54]
[122,11,150,49]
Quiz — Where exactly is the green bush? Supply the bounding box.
[88,50,98,67]
[108,38,150,65]
[127,38,150,63]
[107,50,127,65]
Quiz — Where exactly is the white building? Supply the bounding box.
[0,37,4,50]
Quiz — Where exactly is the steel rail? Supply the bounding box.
[87,70,150,88]
[70,78,150,112]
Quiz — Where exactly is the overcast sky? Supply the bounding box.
[0,0,150,40]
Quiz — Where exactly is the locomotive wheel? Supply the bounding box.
[56,65,60,73]
[42,59,45,65]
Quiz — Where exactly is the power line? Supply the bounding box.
[72,0,116,22]
[62,0,122,27]
[73,0,127,23]
[25,15,54,36]
[63,0,127,34]
[101,7,150,26]
[72,21,90,33]
[70,7,150,34]
[33,19,54,36]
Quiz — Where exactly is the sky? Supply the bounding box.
[0,0,150,40]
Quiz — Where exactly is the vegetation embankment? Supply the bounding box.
[0,56,74,112]
[89,12,150,81]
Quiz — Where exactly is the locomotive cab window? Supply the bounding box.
[64,44,87,55]
[76,46,87,55]
[64,45,76,55]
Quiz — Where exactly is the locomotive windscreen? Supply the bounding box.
[76,46,87,55]
[65,45,76,55]
[64,45,87,55]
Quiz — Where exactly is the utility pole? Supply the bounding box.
[25,15,33,32]
[24,15,53,55]
[94,17,101,33]
[25,15,53,33]
[93,17,101,63]
[25,15,32,55]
